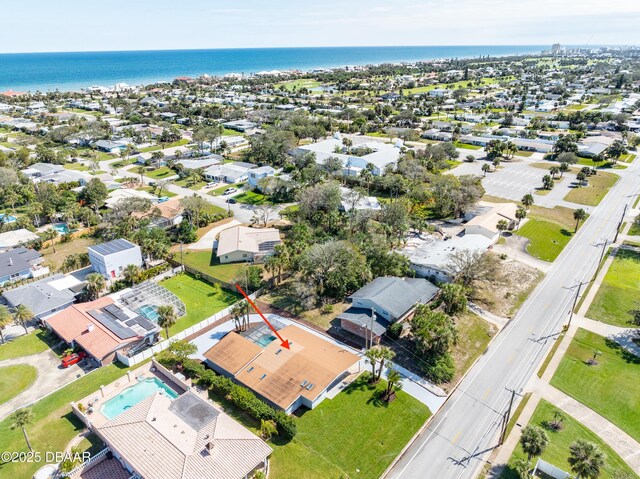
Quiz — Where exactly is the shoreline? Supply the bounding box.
[0,45,550,94]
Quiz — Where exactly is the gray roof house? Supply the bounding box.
[0,247,48,286]
[338,277,439,344]
[2,273,84,319]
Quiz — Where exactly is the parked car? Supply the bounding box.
[226,198,237,204]
[223,187,237,195]
[206,181,217,188]
[61,351,87,368]
[148,181,157,187]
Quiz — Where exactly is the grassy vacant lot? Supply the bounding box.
[517,206,580,262]
[0,364,37,404]
[145,166,175,179]
[160,273,240,336]
[180,249,250,283]
[586,248,640,327]
[174,178,207,190]
[274,78,322,91]
[453,141,482,150]
[500,400,636,479]
[137,186,178,198]
[0,361,142,479]
[63,162,90,171]
[0,329,60,361]
[550,328,640,442]
[576,157,627,170]
[212,374,431,479]
[444,311,496,390]
[563,172,618,206]
[40,236,98,271]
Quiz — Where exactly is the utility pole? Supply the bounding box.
[568,280,590,327]
[596,239,611,271]
[499,388,523,445]
[614,203,628,243]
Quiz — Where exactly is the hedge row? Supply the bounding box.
[163,357,297,439]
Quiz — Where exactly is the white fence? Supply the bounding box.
[117,291,258,367]
[533,458,572,479]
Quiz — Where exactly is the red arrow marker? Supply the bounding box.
[235,283,290,349]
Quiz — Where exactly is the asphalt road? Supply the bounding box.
[388,160,640,479]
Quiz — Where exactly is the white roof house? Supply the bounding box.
[216,226,281,264]
[0,228,40,252]
[401,233,493,282]
[294,134,403,176]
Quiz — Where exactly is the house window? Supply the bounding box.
[242,254,248,258]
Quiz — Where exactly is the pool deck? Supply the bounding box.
[72,360,188,428]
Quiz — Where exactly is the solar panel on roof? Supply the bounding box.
[258,241,279,252]
[87,310,137,340]
[103,304,130,321]
[132,315,156,331]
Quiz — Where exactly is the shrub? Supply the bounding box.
[387,322,403,339]
[274,410,297,439]
[320,303,334,314]
[423,352,455,384]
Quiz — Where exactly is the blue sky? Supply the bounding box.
[1,0,638,53]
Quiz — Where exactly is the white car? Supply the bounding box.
[223,187,237,195]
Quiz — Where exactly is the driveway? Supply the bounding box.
[0,349,89,420]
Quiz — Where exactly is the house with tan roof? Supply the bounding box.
[463,201,519,241]
[44,297,160,365]
[132,198,184,229]
[216,226,281,264]
[91,391,272,479]
[204,324,361,414]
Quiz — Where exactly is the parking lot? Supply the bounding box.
[451,159,582,208]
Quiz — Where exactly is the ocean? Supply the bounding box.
[0,45,547,93]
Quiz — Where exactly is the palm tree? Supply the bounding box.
[519,425,548,461]
[515,207,527,229]
[14,304,34,335]
[123,264,141,286]
[230,302,245,332]
[383,368,403,402]
[376,346,396,382]
[568,440,606,479]
[574,208,587,232]
[521,193,534,210]
[559,162,569,178]
[0,304,13,344]
[43,228,57,253]
[481,163,491,176]
[85,273,106,300]
[550,166,560,179]
[136,165,146,186]
[496,219,509,239]
[156,305,177,339]
[359,165,374,195]
[364,347,382,380]
[9,408,34,452]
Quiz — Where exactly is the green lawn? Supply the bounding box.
[63,162,90,171]
[233,190,272,205]
[145,167,175,179]
[160,273,240,337]
[453,141,482,150]
[550,328,640,443]
[0,361,142,478]
[208,182,246,196]
[213,374,431,479]
[500,399,637,479]
[576,157,627,170]
[137,186,178,198]
[0,330,60,361]
[628,221,640,236]
[174,178,207,190]
[180,250,248,283]
[517,219,574,262]
[563,172,618,206]
[586,248,640,327]
[0,364,37,404]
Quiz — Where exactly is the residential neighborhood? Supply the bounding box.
[0,44,639,479]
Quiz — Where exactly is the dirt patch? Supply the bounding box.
[471,257,544,318]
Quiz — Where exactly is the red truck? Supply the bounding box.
[61,351,87,368]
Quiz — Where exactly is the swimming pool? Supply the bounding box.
[53,223,69,234]
[138,304,160,322]
[256,334,277,348]
[100,377,178,419]
[0,214,17,223]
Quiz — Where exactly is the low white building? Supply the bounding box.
[216,226,281,264]
[248,166,276,187]
[88,238,143,279]
[401,233,493,282]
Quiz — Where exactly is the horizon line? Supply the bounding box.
[0,43,626,56]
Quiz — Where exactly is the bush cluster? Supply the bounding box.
[160,356,297,439]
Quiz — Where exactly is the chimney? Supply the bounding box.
[87,323,94,332]
[8,258,13,266]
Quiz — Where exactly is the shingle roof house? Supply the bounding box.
[338,277,439,344]
[0,247,48,286]
[2,273,83,319]
[93,391,272,479]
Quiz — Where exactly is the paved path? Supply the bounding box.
[468,302,509,329]
[492,235,552,273]
[0,350,86,420]
[189,218,242,250]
